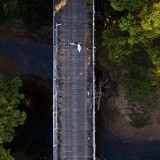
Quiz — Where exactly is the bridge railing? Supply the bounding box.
[92,0,96,159]
[53,10,58,160]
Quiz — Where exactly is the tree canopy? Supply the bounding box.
[0,73,26,159]
[109,0,148,12]
[102,1,160,102]
[0,146,14,160]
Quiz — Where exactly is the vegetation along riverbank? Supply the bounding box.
[96,0,160,141]
[0,73,26,159]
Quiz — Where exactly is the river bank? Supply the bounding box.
[0,18,52,45]
[96,55,160,142]
[96,109,160,160]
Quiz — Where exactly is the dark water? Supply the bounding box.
[10,75,53,159]
[0,37,53,159]
[96,103,160,160]
[0,37,52,79]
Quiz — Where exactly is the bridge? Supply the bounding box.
[53,0,96,159]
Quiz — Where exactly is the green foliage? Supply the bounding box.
[109,0,148,11]
[140,3,160,34]
[0,73,26,159]
[118,2,160,45]
[120,49,154,102]
[130,113,149,128]
[102,26,132,62]
[0,146,14,160]
[102,1,160,94]
[128,79,152,94]
[147,46,160,89]
[119,13,145,45]
[125,79,153,102]
[0,73,26,144]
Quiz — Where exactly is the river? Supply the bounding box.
[0,36,53,159]
[0,37,52,79]
[1,36,160,159]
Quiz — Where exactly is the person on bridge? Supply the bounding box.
[69,41,81,53]
[77,43,81,53]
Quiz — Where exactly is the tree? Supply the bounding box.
[102,24,132,62]
[119,2,160,45]
[109,0,148,12]
[140,3,160,34]
[0,146,14,160]
[0,73,26,159]
[118,2,160,88]
[102,0,160,104]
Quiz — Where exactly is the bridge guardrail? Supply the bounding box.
[53,10,58,160]
[92,0,96,159]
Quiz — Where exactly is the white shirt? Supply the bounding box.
[77,44,81,53]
